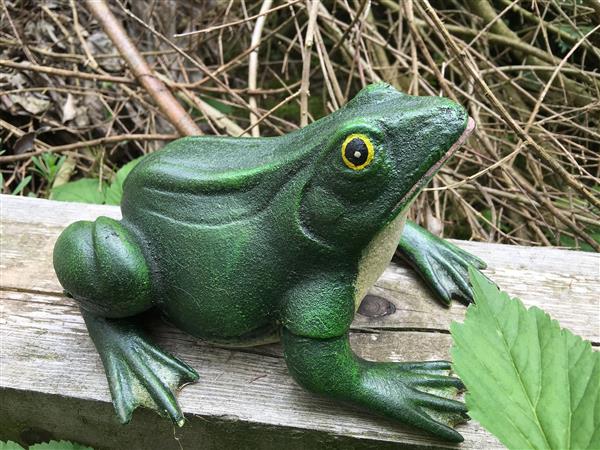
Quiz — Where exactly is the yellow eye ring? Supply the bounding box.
[341,133,374,170]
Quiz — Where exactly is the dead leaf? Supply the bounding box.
[426,208,444,236]
[13,132,36,154]
[8,93,51,115]
[62,93,77,123]
[88,31,122,72]
[8,73,27,89]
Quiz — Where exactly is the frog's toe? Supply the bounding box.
[399,360,452,371]
[393,361,464,392]
[404,406,466,443]
[410,373,465,390]
[107,344,196,426]
[431,252,474,304]
[413,390,468,415]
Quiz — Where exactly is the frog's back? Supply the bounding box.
[122,134,310,226]
[119,134,321,340]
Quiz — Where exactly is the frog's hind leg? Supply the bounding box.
[54,217,199,425]
[396,220,490,305]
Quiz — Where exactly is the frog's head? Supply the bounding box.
[299,83,474,253]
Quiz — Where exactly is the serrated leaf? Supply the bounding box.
[104,157,141,205]
[50,178,106,204]
[0,441,25,450]
[451,269,600,450]
[29,440,93,450]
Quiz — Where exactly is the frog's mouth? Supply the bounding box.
[391,116,475,215]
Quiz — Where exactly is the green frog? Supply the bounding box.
[53,83,486,442]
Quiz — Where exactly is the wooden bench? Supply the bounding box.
[1,194,598,449]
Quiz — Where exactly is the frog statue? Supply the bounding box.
[53,83,487,442]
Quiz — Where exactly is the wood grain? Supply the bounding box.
[1,289,500,449]
[1,194,599,449]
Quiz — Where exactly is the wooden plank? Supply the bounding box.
[1,194,598,449]
[1,289,501,449]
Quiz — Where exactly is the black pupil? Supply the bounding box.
[344,138,368,166]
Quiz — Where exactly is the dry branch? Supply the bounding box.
[83,0,200,136]
[0,135,177,164]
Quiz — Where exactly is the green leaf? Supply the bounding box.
[12,175,31,195]
[51,178,106,204]
[0,442,25,450]
[104,157,141,205]
[29,441,93,450]
[451,269,600,450]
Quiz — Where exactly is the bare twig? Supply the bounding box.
[299,0,320,126]
[0,59,135,84]
[174,0,300,36]
[0,134,177,164]
[248,0,273,137]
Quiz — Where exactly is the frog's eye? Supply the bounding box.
[341,133,374,171]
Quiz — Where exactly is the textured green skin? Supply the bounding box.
[53,83,484,442]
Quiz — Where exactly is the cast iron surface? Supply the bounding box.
[53,83,485,442]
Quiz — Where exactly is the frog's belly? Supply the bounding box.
[353,213,406,308]
[128,213,286,343]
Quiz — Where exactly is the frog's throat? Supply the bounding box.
[391,116,475,214]
[354,212,406,307]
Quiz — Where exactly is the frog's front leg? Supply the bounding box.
[396,220,488,305]
[281,277,468,442]
[53,217,199,425]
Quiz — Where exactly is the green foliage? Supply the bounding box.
[556,25,595,53]
[11,175,31,196]
[200,95,236,115]
[0,442,24,450]
[558,227,600,252]
[51,157,141,205]
[51,178,106,204]
[452,270,600,450]
[104,158,142,205]
[0,441,92,450]
[30,153,66,186]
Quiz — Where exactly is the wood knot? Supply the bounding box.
[357,295,396,318]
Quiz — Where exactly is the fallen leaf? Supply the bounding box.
[13,132,36,154]
[8,93,50,115]
[426,208,444,236]
[61,93,77,123]
[88,31,122,71]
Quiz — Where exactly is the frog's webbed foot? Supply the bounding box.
[362,360,468,441]
[397,220,489,305]
[82,310,199,425]
[382,361,469,428]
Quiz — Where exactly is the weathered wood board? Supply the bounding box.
[1,194,599,449]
